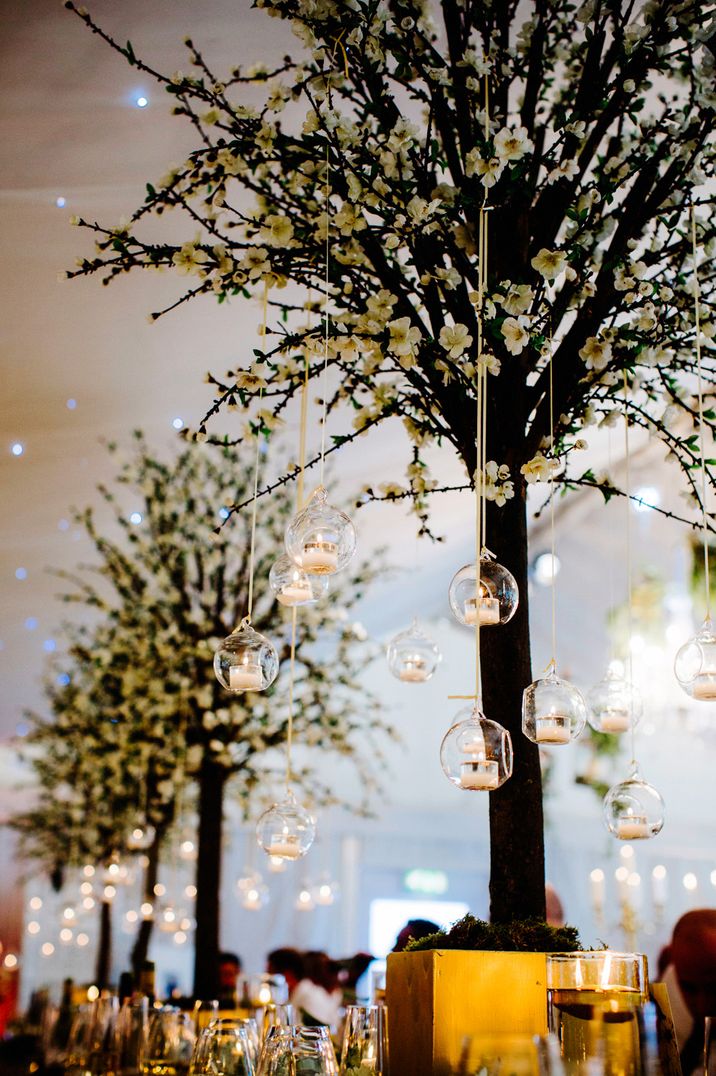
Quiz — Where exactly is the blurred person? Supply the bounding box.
[661,910,716,1073]
[545,883,565,927]
[392,918,440,952]
[218,951,243,1007]
[267,947,305,994]
[293,950,342,1030]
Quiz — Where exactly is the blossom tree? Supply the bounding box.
[15,435,393,997]
[64,0,716,925]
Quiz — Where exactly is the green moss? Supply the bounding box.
[404,915,581,954]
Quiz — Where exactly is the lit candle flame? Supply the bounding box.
[600,951,613,991]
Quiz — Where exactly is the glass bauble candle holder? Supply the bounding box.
[448,554,518,628]
[126,823,156,851]
[386,619,441,683]
[674,618,716,700]
[256,790,316,860]
[214,622,279,693]
[269,554,329,607]
[603,763,665,841]
[440,707,513,791]
[522,670,586,745]
[587,664,643,733]
[285,486,356,575]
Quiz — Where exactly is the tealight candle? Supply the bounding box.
[535,713,571,744]
[302,535,338,573]
[601,707,630,733]
[464,594,500,625]
[460,759,499,790]
[229,661,263,690]
[277,580,312,606]
[267,835,301,859]
[399,655,428,682]
[692,673,716,700]
[617,813,650,839]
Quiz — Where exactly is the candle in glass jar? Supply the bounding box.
[535,713,571,744]
[278,578,312,606]
[601,707,630,733]
[464,593,500,625]
[267,834,301,859]
[399,655,428,682]
[302,535,338,573]
[692,673,716,700]
[229,661,263,690]
[617,813,650,839]
[460,759,499,790]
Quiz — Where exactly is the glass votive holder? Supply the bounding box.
[256,1024,338,1076]
[339,1004,388,1075]
[546,952,647,1076]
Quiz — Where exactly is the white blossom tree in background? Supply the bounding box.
[64,0,716,926]
[13,435,394,996]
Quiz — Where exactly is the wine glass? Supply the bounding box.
[256,1025,337,1076]
[189,1020,255,1075]
[339,1005,388,1075]
[143,1007,195,1076]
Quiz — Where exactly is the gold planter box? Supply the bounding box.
[386,949,548,1076]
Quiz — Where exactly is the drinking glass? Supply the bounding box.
[457,1033,565,1076]
[546,952,647,1076]
[117,996,148,1076]
[192,1000,219,1034]
[705,1016,714,1076]
[189,1020,255,1075]
[339,1005,388,1075]
[259,1005,294,1044]
[65,997,121,1076]
[256,1025,338,1076]
[142,1008,196,1076]
[248,975,289,1007]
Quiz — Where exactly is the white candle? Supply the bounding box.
[692,673,716,700]
[601,708,630,733]
[464,595,500,625]
[617,814,650,840]
[399,656,428,682]
[302,537,338,573]
[267,835,301,859]
[277,581,312,606]
[229,662,263,690]
[460,759,499,790]
[535,713,571,744]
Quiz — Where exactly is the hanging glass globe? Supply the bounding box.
[587,663,643,733]
[238,874,269,911]
[440,707,513,791]
[674,618,716,700]
[522,670,586,745]
[157,904,179,933]
[448,554,518,628]
[386,619,441,683]
[214,622,279,693]
[126,823,156,851]
[603,764,665,841]
[269,554,329,607]
[285,486,356,575]
[256,790,316,860]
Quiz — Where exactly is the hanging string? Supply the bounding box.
[474,208,486,706]
[548,325,558,673]
[691,205,711,620]
[297,299,312,509]
[318,136,331,488]
[244,281,269,624]
[622,369,637,765]
[285,606,297,789]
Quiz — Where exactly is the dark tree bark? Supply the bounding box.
[130,830,162,978]
[192,756,227,1000]
[483,490,546,923]
[95,899,112,989]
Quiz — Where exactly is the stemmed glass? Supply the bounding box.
[256,1025,338,1076]
[189,1019,255,1075]
[64,997,120,1076]
[338,1005,388,1075]
[142,1007,196,1075]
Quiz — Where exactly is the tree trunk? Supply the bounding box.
[95,899,112,989]
[130,831,162,978]
[192,757,227,1000]
[482,488,546,923]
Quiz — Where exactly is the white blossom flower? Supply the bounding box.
[482,461,515,505]
[478,352,501,376]
[172,242,208,275]
[501,317,530,355]
[520,452,557,484]
[494,125,534,162]
[439,323,473,359]
[259,214,294,247]
[531,248,568,280]
[500,283,534,315]
[579,336,612,371]
[546,159,579,184]
[387,317,422,368]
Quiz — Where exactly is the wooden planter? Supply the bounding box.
[386,949,548,1076]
